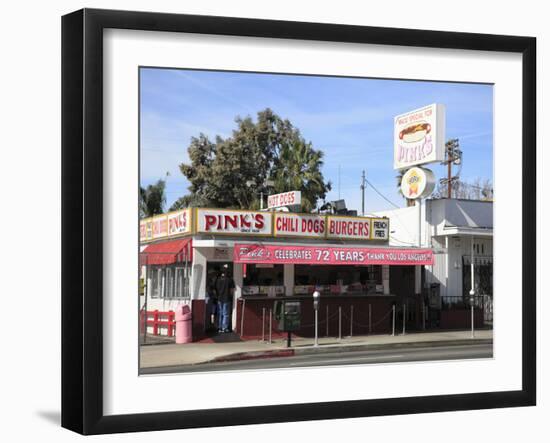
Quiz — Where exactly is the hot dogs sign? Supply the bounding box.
[394,103,445,170]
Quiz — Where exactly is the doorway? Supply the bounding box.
[206,262,234,334]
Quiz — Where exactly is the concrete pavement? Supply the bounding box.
[139,329,493,369]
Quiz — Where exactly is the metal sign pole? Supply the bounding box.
[350,305,354,338]
[338,306,342,340]
[326,305,329,337]
[392,305,396,336]
[314,308,319,346]
[268,308,272,344]
[261,307,266,342]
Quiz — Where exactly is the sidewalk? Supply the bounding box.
[140,329,493,369]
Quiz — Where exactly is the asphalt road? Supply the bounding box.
[140,343,493,374]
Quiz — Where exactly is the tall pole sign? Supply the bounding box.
[394,104,445,297]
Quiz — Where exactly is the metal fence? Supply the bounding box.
[441,294,493,324]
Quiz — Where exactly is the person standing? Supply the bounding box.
[205,276,217,332]
[216,269,235,333]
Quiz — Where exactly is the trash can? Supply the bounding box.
[175,305,192,344]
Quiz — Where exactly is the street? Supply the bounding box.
[140,343,492,374]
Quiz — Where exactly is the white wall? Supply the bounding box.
[375,204,420,246]
[2,1,546,442]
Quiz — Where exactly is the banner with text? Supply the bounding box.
[234,244,434,266]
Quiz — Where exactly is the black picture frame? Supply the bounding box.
[61,8,536,435]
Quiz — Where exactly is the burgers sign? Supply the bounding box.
[394,103,445,170]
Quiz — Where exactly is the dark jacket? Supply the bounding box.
[216,275,235,303]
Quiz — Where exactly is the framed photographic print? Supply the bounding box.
[62,8,536,435]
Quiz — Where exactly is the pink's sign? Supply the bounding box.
[394,103,445,170]
[234,244,434,266]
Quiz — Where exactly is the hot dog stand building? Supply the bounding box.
[139,207,434,340]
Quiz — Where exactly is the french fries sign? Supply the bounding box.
[394,103,446,170]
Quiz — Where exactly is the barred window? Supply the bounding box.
[149,264,190,299]
[151,266,163,298]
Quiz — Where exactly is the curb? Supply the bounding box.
[211,349,296,363]
[207,338,493,364]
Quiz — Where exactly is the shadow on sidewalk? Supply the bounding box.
[196,332,244,344]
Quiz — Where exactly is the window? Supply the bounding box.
[295,265,381,286]
[175,266,190,299]
[149,264,190,299]
[165,267,174,298]
[151,266,163,298]
[243,264,284,286]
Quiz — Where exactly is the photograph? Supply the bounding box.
[1,0,545,439]
[138,68,494,375]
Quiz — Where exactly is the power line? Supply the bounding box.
[365,178,400,209]
[390,235,418,246]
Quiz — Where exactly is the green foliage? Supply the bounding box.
[272,139,331,212]
[139,179,166,217]
[176,109,331,211]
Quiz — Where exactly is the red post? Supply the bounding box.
[153,310,159,335]
[168,311,175,337]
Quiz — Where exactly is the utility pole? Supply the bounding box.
[360,170,366,216]
[441,139,461,199]
[447,151,452,199]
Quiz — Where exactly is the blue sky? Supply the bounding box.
[140,68,493,213]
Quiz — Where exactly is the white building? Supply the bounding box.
[375,198,493,303]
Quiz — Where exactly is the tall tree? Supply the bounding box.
[272,139,331,212]
[139,179,166,218]
[176,109,331,211]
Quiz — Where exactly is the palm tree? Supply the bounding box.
[139,179,166,218]
[272,140,331,212]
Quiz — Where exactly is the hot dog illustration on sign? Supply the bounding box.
[394,103,445,170]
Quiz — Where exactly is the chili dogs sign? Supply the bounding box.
[234,244,434,266]
[394,103,445,170]
[196,208,272,236]
[274,213,326,239]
